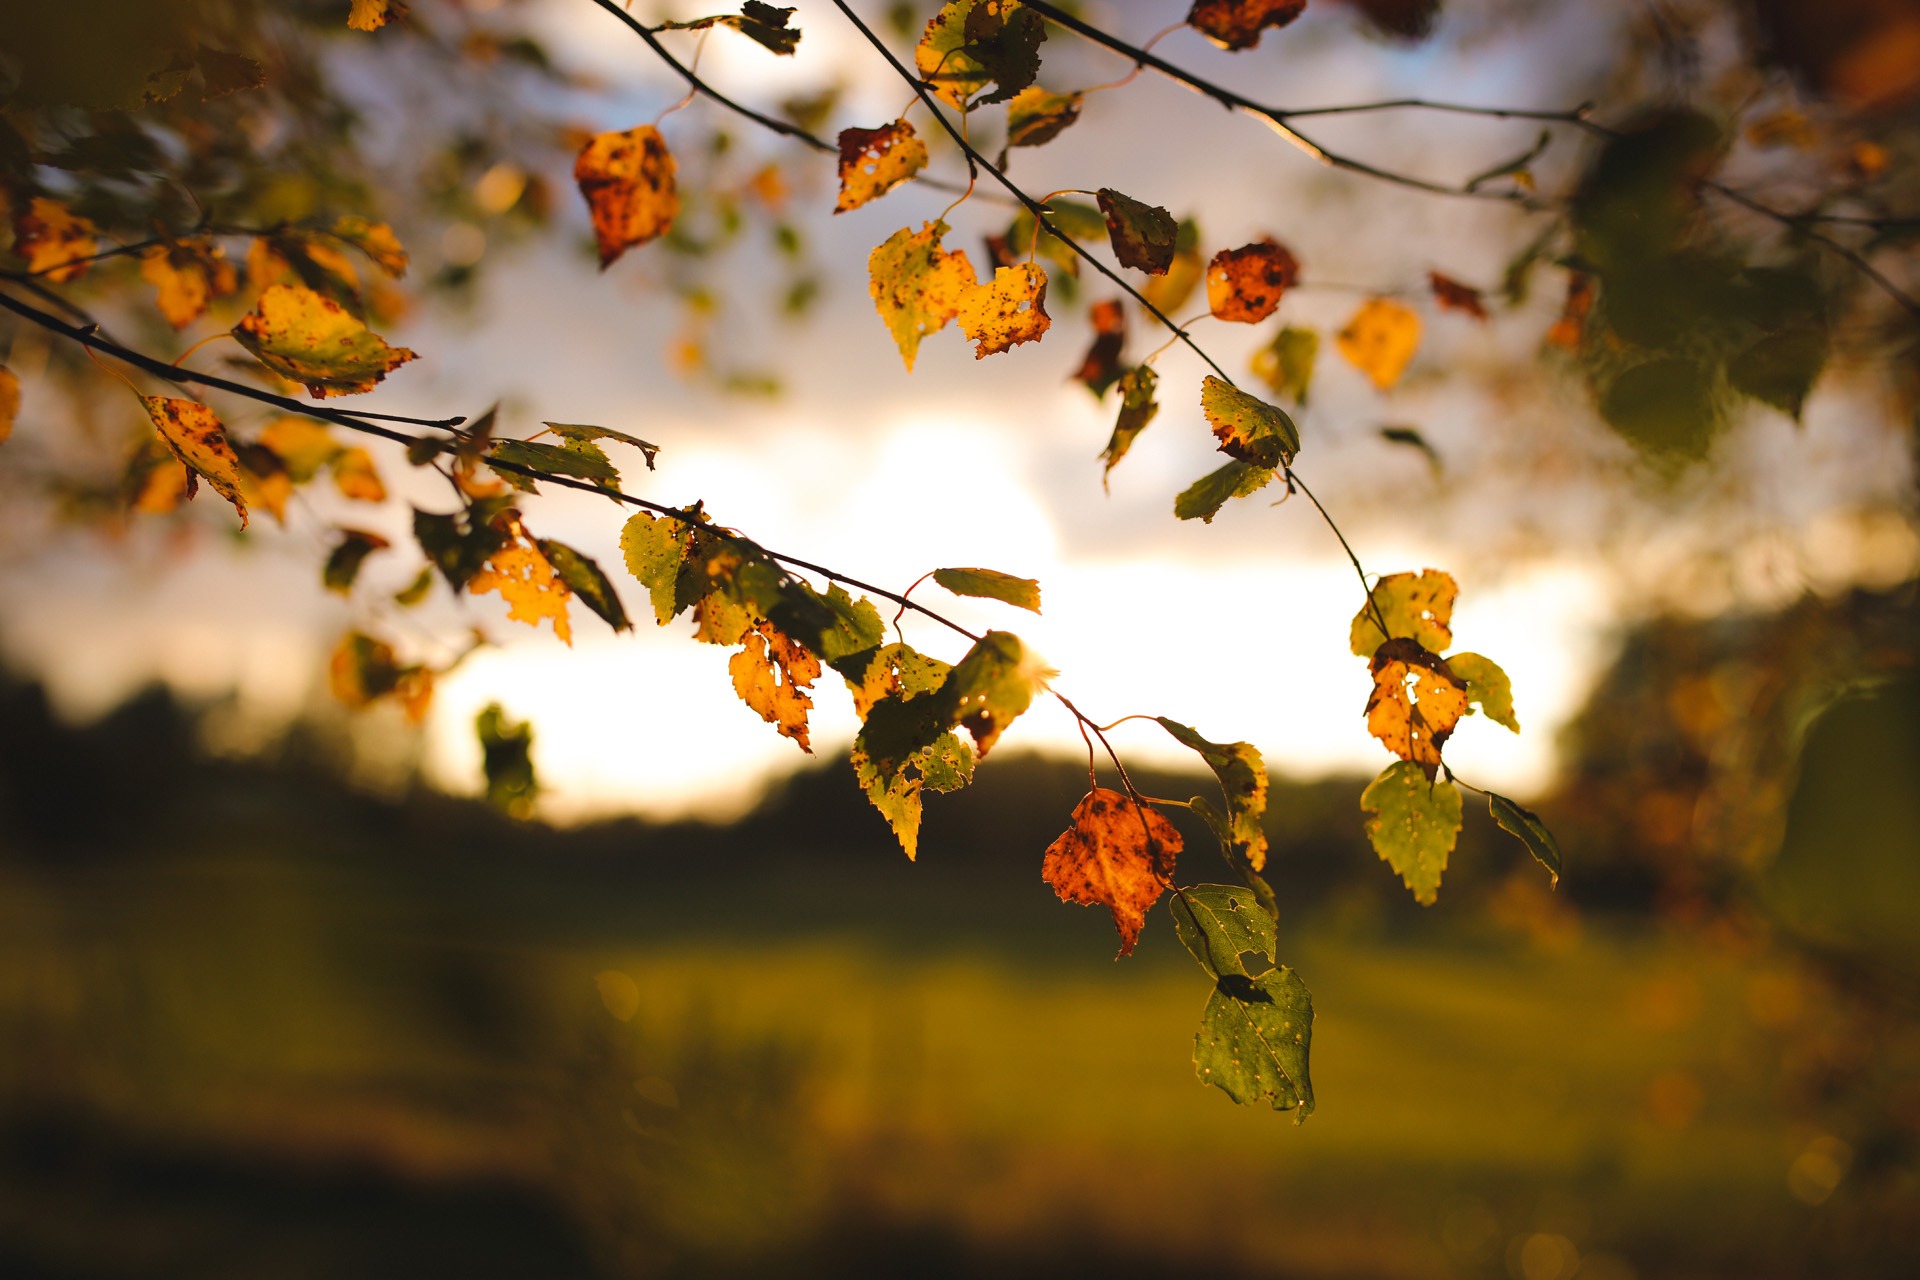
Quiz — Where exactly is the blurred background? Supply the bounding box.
[1,0,1918,1276]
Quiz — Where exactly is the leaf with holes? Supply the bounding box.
[1043,788,1183,957]
[140,395,247,526]
[1362,760,1462,904]
[1207,240,1299,323]
[1186,0,1306,51]
[869,220,979,370]
[1202,375,1299,468]
[729,621,820,751]
[470,537,573,644]
[1337,297,1421,390]
[957,262,1051,357]
[232,285,417,398]
[575,125,679,268]
[1097,188,1178,276]
[835,122,928,213]
[1365,637,1468,770]
[1349,568,1457,656]
[932,566,1041,613]
[1446,651,1518,732]
[936,630,1051,759]
[1173,887,1316,1115]
[620,511,692,625]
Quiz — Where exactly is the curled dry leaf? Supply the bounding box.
[140,240,238,329]
[835,121,929,213]
[1206,239,1300,323]
[1042,787,1183,957]
[139,395,247,527]
[728,621,821,751]
[1186,0,1307,51]
[1428,270,1489,321]
[575,125,679,268]
[956,262,1051,357]
[869,220,978,370]
[1364,636,1468,770]
[13,198,98,283]
[1337,297,1421,390]
[232,284,418,398]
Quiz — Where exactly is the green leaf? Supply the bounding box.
[1096,188,1177,275]
[1379,424,1441,472]
[935,630,1049,759]
[1597,357,1720,460]
[1005,85,1082,149]
[1445,651,1519,732]
[476,702,537,819]
[619,510,690,625]
[414,503,510,591]
[1174,459,1275,523]
[1490,792,1563,887]
[798,583,885,663]
[1004,200,1104,276]
[1201,375,1298,468]
[1157,719,1270,873]
[657,1,801,55]
[323,528,388,595]
[1193,968,1315,1115]
[853,727,973,860]
[914,0,1046,108]
[1189,796,1278,916]
[542,421,660,470]
[393,565,434,607]
[488,437,619,490]
[1360,760,1463,905]
[932,566,1041,613]
[1727,326,1827,421]
[536,538,631,633]
[1250,326,1317,404]
[1348,568,1457,657]
[1169,883,1277,978]
[1100,364,1159,486]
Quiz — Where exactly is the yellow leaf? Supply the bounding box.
[232,284,418,398]
[331,446,387,501]
[1042,788,1183,957]
[868,220,978,371]
[727,621,822,752]
[235,444,292,523]
[835,121,929,214]
[956,262,1051,358]
[247,233,362,308]
[1349,568,1457,656]
[139,395,248,527]
[258,417,341,481]
[574,125,679,268]
[126,439,191,515]
[348,0,406,31]
[1336,297,1421,391]
[13,198,98,283]
[469,539,574,644]
[139,241,238,330]
[1364,637,1468,771]
[330,215,409,277]
[0,366,17,443]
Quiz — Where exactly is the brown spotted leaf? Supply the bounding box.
[1428,270,1488,320]
[1365,637,1468,771]
[956,262,1050,358]
[469,536,574,645]
[13,198,98,282]
[139,395,247,526]
[869,220,979,370]
[1186,0,1306,50]
[1043,788,1183,957]
[1349,567,1456,656]
[575,125,679,268]
[728,621,821,751]
[835,121,928,213]
[1336,297,1421,390]
[1206,239,1299,323]
[232,284,417,398]
[1097,189,1178,276]
[139,240,237,329]
[1201,374,1299,468]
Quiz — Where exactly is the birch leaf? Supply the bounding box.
[1042,788,1183,957]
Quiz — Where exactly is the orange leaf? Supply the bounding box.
[1428,270,1488,321]
[1545,272,1594,350]
[1336,297,1421,390]
[1186,0,1306,50]
[727,621,822,752]
[13,198,98,283]
[956,262,1051,358]
[469,539,574,644]
[575,125,679,268]
[140,240,238,330]
[835,121,928,213]
[348,0,406,31]
[1073,298,1127,396]
[1042,788,1183,957]
[1205,239,1299,323]
[139,395,248,527]
[0,366,18,444]
[332,446,387,502]
[1364,637,1468,771]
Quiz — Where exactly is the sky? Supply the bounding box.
[3,0,1916,822]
